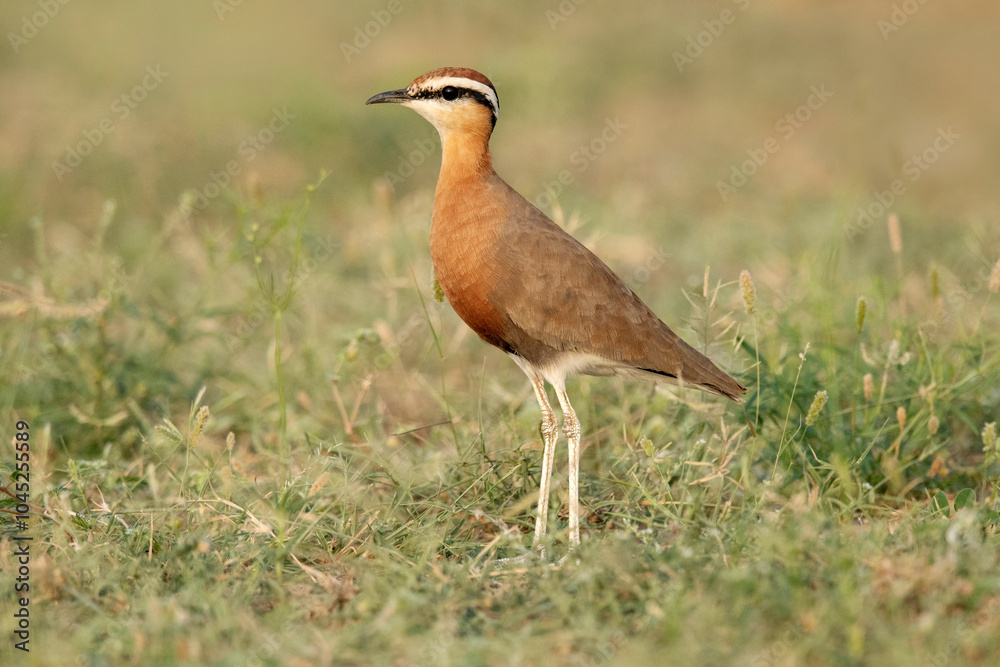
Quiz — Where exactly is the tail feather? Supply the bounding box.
[683,354,746,402]
[641,361,746,402]
[641,323,746,402]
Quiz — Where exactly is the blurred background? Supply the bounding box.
[3,0,998,253]
[2,0,998,446]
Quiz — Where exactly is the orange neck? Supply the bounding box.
[437,128,494,189]
[427,125,510,351]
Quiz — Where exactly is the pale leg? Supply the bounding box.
[527,374,558,556]
[555,385,581,547]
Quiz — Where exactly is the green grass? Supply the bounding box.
[3,2,1000,665]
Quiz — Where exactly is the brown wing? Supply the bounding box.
[486,189,745,400]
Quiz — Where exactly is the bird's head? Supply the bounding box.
[366,67,499,138]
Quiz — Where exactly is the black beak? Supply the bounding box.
[365,88,411,105]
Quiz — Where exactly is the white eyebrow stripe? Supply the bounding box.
[410,76,499,117]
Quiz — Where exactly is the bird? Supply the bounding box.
[366,67,745,556]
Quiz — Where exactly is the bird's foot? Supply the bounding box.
[492,552,536,570]
[491,543,582,570]
[554,552,582,568]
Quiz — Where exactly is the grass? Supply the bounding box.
[3,2,1000,665]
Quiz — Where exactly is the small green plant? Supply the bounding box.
[231,171,328,482]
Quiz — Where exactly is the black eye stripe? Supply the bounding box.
[411,86,497,117]
[462,90,496,114]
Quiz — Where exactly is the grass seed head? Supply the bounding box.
[856,296,867,333]
[887,213,902,255]
[989,259,1000,293]
[740,269,756,315]
[896,406,906,431]
[863,373,874,402]
[928,456,949,478]
[432,272,445,303]
[190,405,210,447]
[805,390,828,426]
[309,471,331,497]
[887,340,900,365]
[928,415,940,435]
[983,422,997,451]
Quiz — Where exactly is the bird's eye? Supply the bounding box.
[441,86,459,101]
